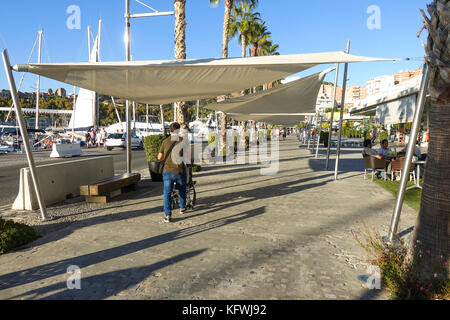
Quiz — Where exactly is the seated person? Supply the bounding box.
[400,143,422,159]
[378,139,395,160]
[362,139,382,159]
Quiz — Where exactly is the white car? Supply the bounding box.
[105,132,143,151]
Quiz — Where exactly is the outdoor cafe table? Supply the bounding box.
[406,159,426,190]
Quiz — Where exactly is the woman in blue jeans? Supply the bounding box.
[157,122,188,223]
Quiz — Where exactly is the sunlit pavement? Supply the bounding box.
[0,136,418,300]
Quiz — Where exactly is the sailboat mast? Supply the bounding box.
[96,20,102,128]
[35,29,43,130]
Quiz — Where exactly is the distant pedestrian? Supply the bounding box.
[90,129,96,148]
[100,128,107,148]
[96,129,102,147]
[85,130,91,148]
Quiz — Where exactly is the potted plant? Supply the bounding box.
[144,134,166,181]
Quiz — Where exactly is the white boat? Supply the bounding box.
[105,117,164,139]
[188,113,218,143]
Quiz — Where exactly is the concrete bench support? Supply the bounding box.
[12,156,114,211]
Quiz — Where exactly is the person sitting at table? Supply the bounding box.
[377,139,395,179]
[378,139,394,160]
[400,142,423,159]
[362,139,382,158]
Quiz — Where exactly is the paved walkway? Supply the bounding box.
[0,136,418,300]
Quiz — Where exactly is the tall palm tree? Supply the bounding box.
[209,0,259,58]
[210,0,259,154]
[229,2,260,147]
[229,2,261,58]
[174,0,189,129]
[261,41,280,56]
[409,0,449,280]
[247,20,270,57]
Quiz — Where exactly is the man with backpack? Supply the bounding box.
[157,122,188,223]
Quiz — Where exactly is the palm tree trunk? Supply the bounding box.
[219,0,234,155]
[222,0,233,58]
[408,0,450,280]
[410,101,450,279]
[174,0,188,128]
[240,120,247,149]
[241,32,247,58]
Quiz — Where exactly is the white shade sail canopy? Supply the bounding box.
[14,51,396,105]
[349,75,422,124]
[205,68,334,115]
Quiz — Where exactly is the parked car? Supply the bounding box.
[105,132,143,151]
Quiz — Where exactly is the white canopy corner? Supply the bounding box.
[205,67,335,115]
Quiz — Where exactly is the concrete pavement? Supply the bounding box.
[0,135,418,300]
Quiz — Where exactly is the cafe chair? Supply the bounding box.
[363,155,388,181]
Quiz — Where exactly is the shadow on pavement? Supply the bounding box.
[0,207,266,292]
[9,249,207,300]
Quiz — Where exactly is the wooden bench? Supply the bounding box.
[80,173,141,203]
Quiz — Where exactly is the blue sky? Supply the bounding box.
[0,0,428,94]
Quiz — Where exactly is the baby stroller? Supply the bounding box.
[171,164,197,211]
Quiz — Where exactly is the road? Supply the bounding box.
[0,147,148,207]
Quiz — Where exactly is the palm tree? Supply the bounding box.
[261,42,280,56]
[209,0,259,58]
[409,0,449,280]
[174,0,189,129]
[229,2,260,147]
[229,2,261,58]
[247,20,271,57]
[210,0,259,154]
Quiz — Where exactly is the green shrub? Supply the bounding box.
[0,218,37,254]
[144,134,166,162]
[379,131,388,141]
[352,222,450,300]
[191,164,202,172]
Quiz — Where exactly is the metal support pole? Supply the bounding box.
[2,49,48,221]
[326,63,340,169]
[125,0,132,173]
[133,101,136,129]
[146,104,149,135]
[388,63,430,242]
[160,105,164,134]
[35,30,42,130]
[307,116,312,149]
[334,40,350,180]
[315,114,323,158]
[72,86,76,141]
